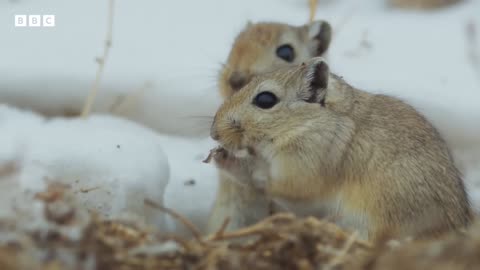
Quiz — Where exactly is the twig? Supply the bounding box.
[326,231,359,269]
[79,186,101,193]
[210,217,231,240]
[206,213,295,241]
[81,0,115,118]
[309,0,318,22]
[144,198,204,244]
[466,21,480,84]
[207,224,269,241]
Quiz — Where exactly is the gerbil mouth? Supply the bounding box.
[232,147,255,158]
[221,144,256,158]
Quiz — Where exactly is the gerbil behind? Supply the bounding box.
[219,20,332,98]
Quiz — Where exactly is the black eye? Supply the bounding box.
[253,91,278,109]
[276,44,295,62]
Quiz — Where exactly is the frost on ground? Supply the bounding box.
[0,105,170,228]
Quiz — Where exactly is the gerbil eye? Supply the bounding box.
[276,44,295,62]
[253,91,278,109]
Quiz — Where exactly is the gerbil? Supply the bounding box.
[219,20,332,99]
[207,20,332,233]
[209,57,473,241]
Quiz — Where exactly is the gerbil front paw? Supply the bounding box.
[203,146,238,170]
[204,146,269,190]
[204,146,259,182]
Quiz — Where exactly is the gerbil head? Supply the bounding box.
[211,57,343,155]
[219,20,332,99]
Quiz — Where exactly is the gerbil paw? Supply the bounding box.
[203,146,240,170]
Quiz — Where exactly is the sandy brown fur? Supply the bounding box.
[218,20,332,99]
[208,20,333,233]
[210,58,473,241]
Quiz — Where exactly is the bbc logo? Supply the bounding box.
[15,15,55,27]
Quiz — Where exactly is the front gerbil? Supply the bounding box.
[206,20,333,233]
[219,20,332,99]
[210,57,473,241]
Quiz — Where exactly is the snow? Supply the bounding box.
[159,136,218,234]
[1,0,480,234]
[0,105,170,228]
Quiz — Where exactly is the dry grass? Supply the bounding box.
[81,0,115,118]
[2,183,480,270]
[309,0,317,22]
[0,183,372,270]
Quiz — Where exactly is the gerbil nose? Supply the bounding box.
[211,128,220,141]
[210,118,220,141]
[229,72,248,91]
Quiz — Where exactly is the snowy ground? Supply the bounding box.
[0,0,479,235]
[0,105,170,228]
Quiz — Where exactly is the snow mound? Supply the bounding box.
[0,105,170,228]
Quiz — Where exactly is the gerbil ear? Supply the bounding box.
[306,20,332,56]
[301,57,329,104]
[246,20,253,28]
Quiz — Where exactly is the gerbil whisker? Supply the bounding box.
[178,116,214,127]
[183,115,215,120]
[219,61,229,69]
[176,116,213,133]
[196,83,220,94]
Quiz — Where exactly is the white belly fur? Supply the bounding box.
[272,195,370,240]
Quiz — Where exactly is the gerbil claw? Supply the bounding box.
[213,148,230,163]
[202,151,213,163]
[203,146,224,163]
[203,146,231,164]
